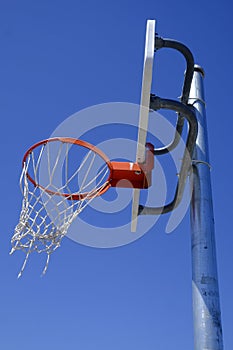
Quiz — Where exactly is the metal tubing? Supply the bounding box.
[155,37,194,104]
[189,66,223,349]
[153,38,195,155]
[139,96,197,215]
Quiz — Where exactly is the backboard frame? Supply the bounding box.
[131,19,156,232]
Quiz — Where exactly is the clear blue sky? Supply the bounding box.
[1,0,232,349]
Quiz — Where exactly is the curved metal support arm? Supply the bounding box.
[151,93,185,155]
[139,96,198,216]
[153,37,194,155]
[155,37,194,104]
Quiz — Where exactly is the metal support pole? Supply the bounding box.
[189,65,223,349]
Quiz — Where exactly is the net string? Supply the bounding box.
[11,141,110,277]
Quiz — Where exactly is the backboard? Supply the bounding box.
[131,19,156,232]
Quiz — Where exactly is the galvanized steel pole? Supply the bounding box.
[189,65,223,349]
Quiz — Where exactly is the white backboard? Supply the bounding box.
[131,19,156,232]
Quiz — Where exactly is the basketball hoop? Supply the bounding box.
[11,137,154,277]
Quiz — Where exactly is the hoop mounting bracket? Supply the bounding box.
[110,143,154,189]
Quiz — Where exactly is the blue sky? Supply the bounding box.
[1,0,233,349]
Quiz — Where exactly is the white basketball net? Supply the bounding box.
[11,139,110,277]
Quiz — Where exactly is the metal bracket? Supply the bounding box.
[139,96,198,216]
